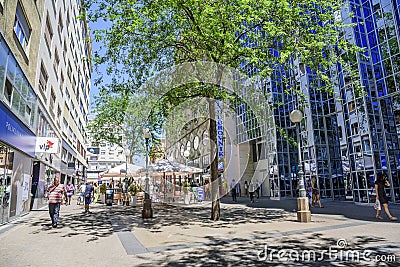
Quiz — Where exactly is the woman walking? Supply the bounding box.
[375,173,397,221]
[65,181,74,205]
[93,182,100,204]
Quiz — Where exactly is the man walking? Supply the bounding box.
[84,182,94,213]
[46,177,67,228]
[230,179,237,202]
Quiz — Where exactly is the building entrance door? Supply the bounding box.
[0,144,12,224]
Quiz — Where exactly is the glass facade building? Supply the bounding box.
[236,0,400,203]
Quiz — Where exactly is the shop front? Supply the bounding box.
[0,101,36,224]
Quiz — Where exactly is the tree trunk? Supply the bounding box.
[209,98,220,220]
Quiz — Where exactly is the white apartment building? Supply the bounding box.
[0,0,91,222]
[34,0,91,189]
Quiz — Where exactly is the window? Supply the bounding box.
[67,60,71,79]
[60,72,64,91]
[39,63,48,92]
[58,12,63,34]
[63,118,68,132]
[348,101,356,112]
[44,14,53,49]
[351,122,359,136]
[66,9,70,25]
[49,87,56,110]
[53,49,59,78]
[14,2,31,50]
[4,79,13,102]
[57,105,61,118]
[63,39,67,58]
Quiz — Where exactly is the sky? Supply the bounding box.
[87,18,145,166]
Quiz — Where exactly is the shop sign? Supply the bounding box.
[216,100,224,158]
[0,101,35,157]
[35,137,59,153]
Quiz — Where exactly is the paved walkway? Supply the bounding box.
[0,197,399,266]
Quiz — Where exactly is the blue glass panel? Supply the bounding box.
[368,32,377,47]
[363,0,371,9]
[356,7,362,17]
[360,63,368,79]
[363,7,371,17]
[376,79,386,96]
[365,20,374,32]
[355,34,362,47]
[361,34,368,47]
[374,63,383,78]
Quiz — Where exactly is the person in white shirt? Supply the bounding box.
[249,182,256,203]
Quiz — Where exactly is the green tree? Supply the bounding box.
[87,0,360,220]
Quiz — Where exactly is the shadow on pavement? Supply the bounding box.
[221,197,400,223]
[136,233,400,266]
[26,202,293,242]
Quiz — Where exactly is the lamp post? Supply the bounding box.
[142,128,153,218]
[289,109,311,222]
[124,148,129,206]
[184,150,190,183]
[183,149,190,204]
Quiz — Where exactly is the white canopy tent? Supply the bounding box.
[100,163,143,179]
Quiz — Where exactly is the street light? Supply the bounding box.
[289,109,311,222]
[142,128,153,218]
[124,148,129,206]
[183,149,190,185]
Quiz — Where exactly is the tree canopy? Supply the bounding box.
[86,0,360,219]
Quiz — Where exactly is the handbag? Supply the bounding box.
[374,199,381,211]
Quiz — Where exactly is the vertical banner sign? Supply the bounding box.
[216,100,224,171]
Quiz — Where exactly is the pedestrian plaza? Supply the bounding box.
[0,197,399,266]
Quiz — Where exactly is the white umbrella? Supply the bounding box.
[139,159,182,173]
[102,163,143,177]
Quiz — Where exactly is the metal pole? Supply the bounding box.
[145,138,149,199]
[297,122,306,197]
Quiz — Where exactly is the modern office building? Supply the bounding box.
[235,0,400,204]
[0,0,91,224]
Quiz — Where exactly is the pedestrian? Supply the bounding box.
[249,181,256,203]
[65,181,74,205]
[46,177,67,228]
[230,179,237,202]
[205,180,210,200]
[306,178,312,205]
[122,179,130,206]
[375,173,397,220]
[236,181,241,197]
[256,180,260,198]
[84,182,94,213]
[78,182,86,205]
[244,181,249,197]
[93,182,100,204]
[311,180,323,208]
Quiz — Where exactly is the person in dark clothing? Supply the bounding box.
[230,180,237,202]
[375,173,397,220]
[84,182,94,213]
[255,181,260,198]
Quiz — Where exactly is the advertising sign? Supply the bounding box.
[0,101,36,157]
[35,137,59,153]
